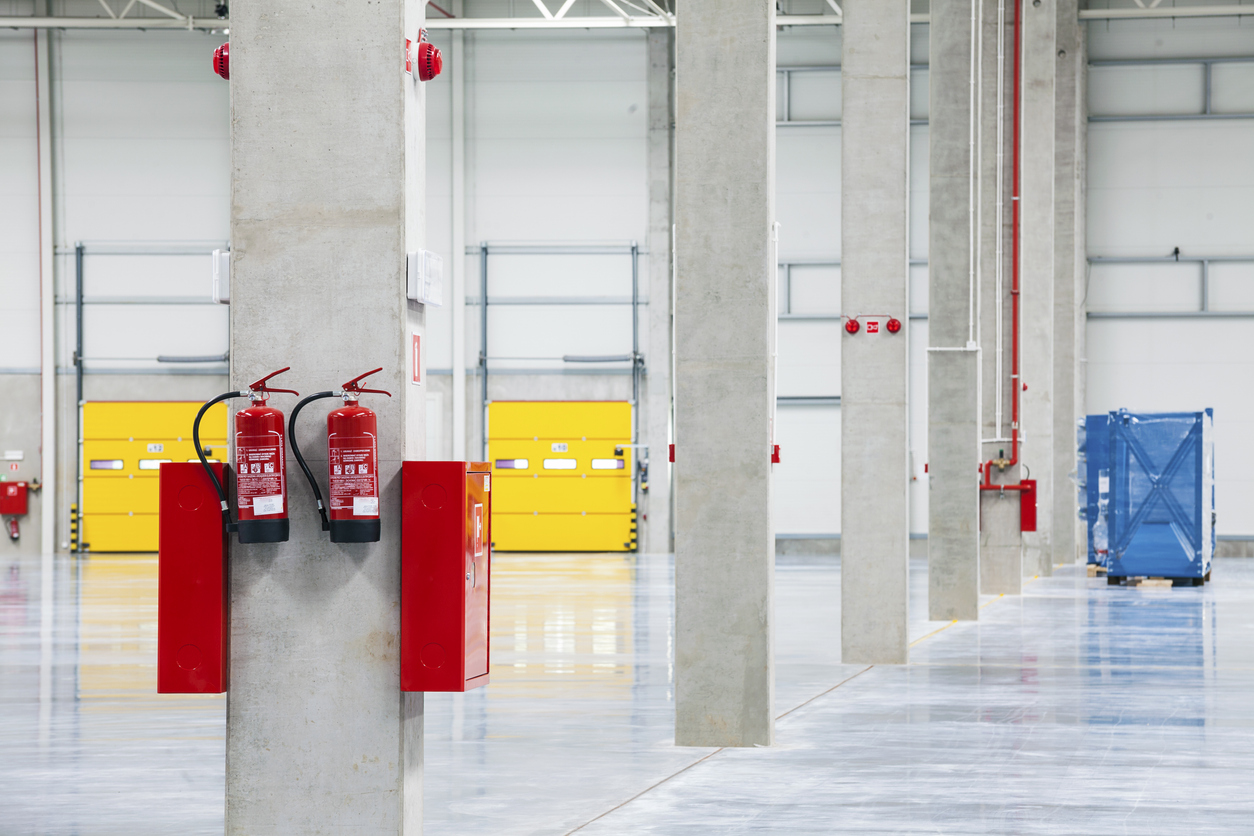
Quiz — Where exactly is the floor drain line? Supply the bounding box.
[564,665,875,834]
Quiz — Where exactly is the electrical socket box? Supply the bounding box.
[401,461,490,692]
[158,462,228,694]
[212,249,230,305]
[406,250,444,307]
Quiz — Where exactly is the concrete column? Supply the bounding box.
[978,0,1022,595]
[644,29,674,556]
[673,0,775,748]
[928,0,982,621]
[226,0,427,831]
[1053,0,1085,564]
[840,0,911,663]
[1020,0,1056,577]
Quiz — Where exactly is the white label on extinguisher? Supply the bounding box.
[236,443,285,515]
[330,434,379,517]
[253,495,284,516]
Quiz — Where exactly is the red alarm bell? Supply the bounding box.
[213,42,229,79]
[886,317,902,333]
[845,318,860,334]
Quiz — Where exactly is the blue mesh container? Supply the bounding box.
[1080,413,1112,567]
[1100,409,1214,581]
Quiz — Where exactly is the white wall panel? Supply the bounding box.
[1086,262,1201,313]
[81,304,227,369]
[1087,121,1254,257]
[909,319,928,534]
[1088,64,1203,117]
[1087,318,1254,535]
[1087,18,1254,62]
[1207,262,1254,311]
[773,404,840,535]
[777,321,841,398]
[786,264,839,314]
[788,69,840,122]
[0,32,40,371]
[776,127,840,260]
[485,253,635,298]
[909,125,928,259]
[485,304,632,372]
[1210,62,1254,114]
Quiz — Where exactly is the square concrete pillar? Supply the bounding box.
[978,0,1023,595]
[928,0,982,621]
[1020,0,1056,577]
[840,0,912,664]
[673,0,775,748]
[226,0,428,831]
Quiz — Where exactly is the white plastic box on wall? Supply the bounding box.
[212,249,230,304]
[407,250,443,306]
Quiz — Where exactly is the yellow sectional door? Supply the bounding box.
[488,401,636,552]
[82,401,228,552]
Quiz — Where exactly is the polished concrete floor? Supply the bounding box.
[2,552,1252,834]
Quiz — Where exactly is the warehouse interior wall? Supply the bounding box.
[4,14,1254,554]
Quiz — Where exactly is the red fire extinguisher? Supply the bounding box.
[193,367,299,543]
[290,368,391,543]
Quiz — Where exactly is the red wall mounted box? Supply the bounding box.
[0,482,28,516]
[157,462,228,694]
[401,461,491,692]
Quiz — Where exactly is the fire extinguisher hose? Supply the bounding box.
[194,390,246,533]
[289,392,336,532]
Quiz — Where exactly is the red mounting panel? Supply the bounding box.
[158,462,228,694]
[401,461,491,693]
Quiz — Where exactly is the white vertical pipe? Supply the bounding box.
[36,28,55,557]
[450,16,467,461]
[967,0,977,346]
[994,0,1005,439]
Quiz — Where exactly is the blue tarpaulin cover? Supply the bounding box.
[1086,409,1215,580]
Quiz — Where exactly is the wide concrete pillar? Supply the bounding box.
[644,29,674,556]
[226,0,427,831]
[928,0,982,621]
[1054,0,1085,565]
[978,0,1022,595]
[673,0,775,748]
[1020,0,1056,577]
[840,0,911,664]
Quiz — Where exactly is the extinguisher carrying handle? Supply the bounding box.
[193,390,249,533]
[288,391,337,532]
[248,366,300,398]
[341,367,393,398]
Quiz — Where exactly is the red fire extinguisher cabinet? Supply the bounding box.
[401,461,491,692]
[157,462,229,694]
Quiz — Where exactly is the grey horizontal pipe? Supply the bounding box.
[777,396,841,406]
[563,354,634,363]
[467,244,643,256]
[1087,311,1254,319]
[57,366,228,375]
[56,296,219,306]
[157,351,230,363]
[776,119,929,127]
[466,296,646,306]
[1090,57,1254,67]
[56,241,227,256]
[1090,113,1254,122]
[1089,255,1254,262]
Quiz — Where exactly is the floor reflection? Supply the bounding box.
[3,553,1254,834]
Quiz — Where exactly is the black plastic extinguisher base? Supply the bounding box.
[237,518,290,544]
[329,518,381,543]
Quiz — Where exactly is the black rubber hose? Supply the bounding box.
[289,392,336,532]
[194,390,243,533]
